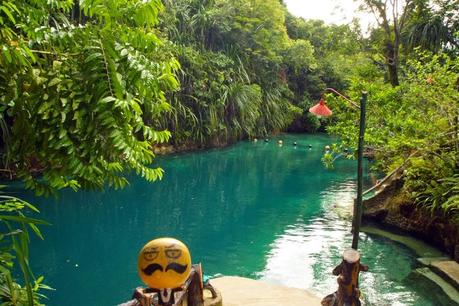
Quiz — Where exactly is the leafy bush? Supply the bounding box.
[0,192,51,305]
[1,0,178,195]
[326,50,459,221]
[1,0,179,304]
[405,153,459,222]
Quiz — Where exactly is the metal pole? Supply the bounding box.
[352,92,367,250]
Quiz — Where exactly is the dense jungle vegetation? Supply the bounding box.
[0,0,458,304]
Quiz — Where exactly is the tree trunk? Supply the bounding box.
[386,42,399,87]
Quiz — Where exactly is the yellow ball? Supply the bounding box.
[137,237,192,289]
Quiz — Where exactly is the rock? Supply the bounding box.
[363,177,459,258]
[204,287,222,306]
[429,260,459,291]
[210,276,321,306]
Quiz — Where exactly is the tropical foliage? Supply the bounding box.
[158,0,325,146]
[323,1,458,224]
[1,0,176,304]
[0,0,458,304]
[1,0,177,196]
[0,189,51,305]
[403,0,459,54]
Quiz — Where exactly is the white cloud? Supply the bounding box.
[284,0,375,31]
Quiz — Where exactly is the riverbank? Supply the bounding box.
[152,133,257,155]
[362,176,459,261]
[361,225,459,304]
[151,132,292,156]
[362,175,459,303]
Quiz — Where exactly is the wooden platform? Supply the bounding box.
[210,276,321,306]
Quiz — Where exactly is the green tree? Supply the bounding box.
[0,0,179,304]
[360,0,416,86]
[327,50,459,220]
[403,0,459,54]
[0,0,179,195]
[159,0,308,143]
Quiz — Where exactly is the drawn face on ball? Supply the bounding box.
[137,238,191,289]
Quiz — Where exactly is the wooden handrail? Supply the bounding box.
[362,151,418,196]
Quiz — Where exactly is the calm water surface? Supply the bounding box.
[23,134,452,305]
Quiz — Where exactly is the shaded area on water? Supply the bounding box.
[21,134,453,305]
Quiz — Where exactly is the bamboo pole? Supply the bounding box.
[351,92,367,250]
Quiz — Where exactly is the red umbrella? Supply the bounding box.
[309,98,332,117]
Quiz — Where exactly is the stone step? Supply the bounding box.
[361,226,444,258]
[417,257,451,266]
[430,260,459,292]
[417,258,459,291]
[415,267,459,304]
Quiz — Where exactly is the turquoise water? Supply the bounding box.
[22,134,453,305]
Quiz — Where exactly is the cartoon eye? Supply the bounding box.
[165,249,182,259]
[143,248,159,261]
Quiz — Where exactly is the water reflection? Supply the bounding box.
[258,179,452,306]
[258,181,355,291]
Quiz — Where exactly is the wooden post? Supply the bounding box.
[321,249,368,306]
[119,264,204,306]
[185,264,204,306]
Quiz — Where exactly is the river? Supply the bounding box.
[24,134,452,305]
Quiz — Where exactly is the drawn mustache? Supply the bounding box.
[142,263,163,275]
[142,263,188,276]
[165,262,188,274]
